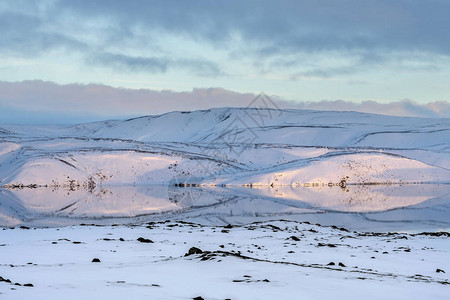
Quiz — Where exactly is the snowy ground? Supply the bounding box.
[1,220,449,300]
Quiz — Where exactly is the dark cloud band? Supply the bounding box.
[0,81,448,125]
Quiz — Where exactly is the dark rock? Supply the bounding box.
[224,224,233,229]
[287,236,300,241]
[415,232,450,237]
[137,237,154,243]
[268,224,281,231]
[23,283,33,287]
[193,297,204,300]
[20,226,30,230]
[327,262,335,266]
[317,243,337,248]
[221,230,229,233]
[186,247,203,256]
[119,238,125,241]
[338,262,346,267]
[219,245,224,248]
[72,241,82,244]
[92,258,101,263]
[436,269,445,273]
[14,283,21,286]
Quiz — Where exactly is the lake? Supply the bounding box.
[1,183,449,232]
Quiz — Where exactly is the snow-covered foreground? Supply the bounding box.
[1,220,449,300]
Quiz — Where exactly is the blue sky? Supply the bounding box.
[1,0,449,123]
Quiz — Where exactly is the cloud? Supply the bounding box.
[87,52,223,77]
[88,53,169,73]
[288,51,442,80]
[0,80,448,124]
[287,99,450,118]
[0,10,86,56]
[0,81,255,122]
[55,0,450,56]
[1,1,450,78]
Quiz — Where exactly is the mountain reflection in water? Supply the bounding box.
[1,184,449,232]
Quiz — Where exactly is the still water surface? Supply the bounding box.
[1,184,449,232]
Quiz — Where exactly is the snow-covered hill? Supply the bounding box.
[0,108,449,227]
[1,107,449,187]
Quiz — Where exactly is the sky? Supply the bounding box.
[0,0,449,124]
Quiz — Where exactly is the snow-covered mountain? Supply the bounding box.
[0,107,449,227]
[2,107,449,187]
